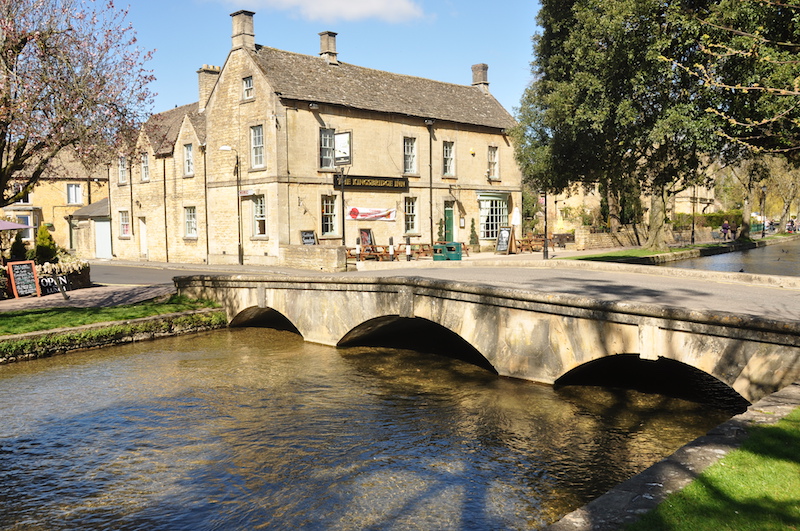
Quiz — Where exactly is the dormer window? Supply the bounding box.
[242,76,254,100]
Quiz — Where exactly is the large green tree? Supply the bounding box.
[0,0,153,208]
[514,0,719,250]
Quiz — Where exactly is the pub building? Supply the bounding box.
[103,10,522,270]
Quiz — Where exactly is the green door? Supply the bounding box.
[444,201,454,242]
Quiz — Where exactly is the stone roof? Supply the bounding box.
[143,102,202,157]
[251,46,516,130]
[70,197,108,219]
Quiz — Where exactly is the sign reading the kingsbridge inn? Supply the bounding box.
[333,175,409,192]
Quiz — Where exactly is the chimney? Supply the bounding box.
[231,10,255,50]
[472,63,489,94]
[197,65,220,112]
[319,31,338,65]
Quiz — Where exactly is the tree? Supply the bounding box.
[0,0,154,208]
[764,155,800,231]
[34,224,57,264]
[513,0,720,251]
[672,0,800,156]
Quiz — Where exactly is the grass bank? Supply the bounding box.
[627,407,800,530]
[0,294,219,335]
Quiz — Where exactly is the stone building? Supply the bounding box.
[105,10,521,270]
[0,149,108,253]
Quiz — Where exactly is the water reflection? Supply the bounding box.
[0,328,730,530]
[662,239,800,276]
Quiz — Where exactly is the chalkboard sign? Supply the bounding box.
[300,230,318,245]
[495,226,513,254]
[7,260,40,298]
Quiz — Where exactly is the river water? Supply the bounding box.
[0,327,732,530]
[662,238,800,276]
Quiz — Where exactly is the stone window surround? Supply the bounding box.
[442,140,456,178]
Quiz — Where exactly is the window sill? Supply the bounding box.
[240,98,255,105]
[247,166,266,173]
[250,236,269,241]
[184,236,198,241]
[403,173,421,178]
[118,235,131,240]
[319,235,341,240]
[318,168,337,173]
[183,174,195,179]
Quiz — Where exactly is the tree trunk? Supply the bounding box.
[607,187,622,233]
[739,193,752,240]
[644,185,670,252]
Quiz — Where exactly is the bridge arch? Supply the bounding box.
[229,306,302,335]
[555,355,750,412]
[338,315,498,373]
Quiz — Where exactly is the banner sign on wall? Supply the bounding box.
[333,175,409,192]
[347,207,397,221]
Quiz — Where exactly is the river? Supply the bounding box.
[662,238,800,276]
[0,327,732,530]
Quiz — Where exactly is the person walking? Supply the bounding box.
[721,220,730,240]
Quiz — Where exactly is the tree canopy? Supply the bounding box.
[0,0,154,208]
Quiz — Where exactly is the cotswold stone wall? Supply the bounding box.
[574,226,717,250]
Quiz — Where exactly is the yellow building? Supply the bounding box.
[1,149,108,253]
[105,10,522,269]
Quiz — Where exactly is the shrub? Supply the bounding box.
[34,225,58,264]
[9,232,27,261]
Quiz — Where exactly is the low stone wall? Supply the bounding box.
[0,308,227,364]
[574,226,719,250]
[279,244,347,272]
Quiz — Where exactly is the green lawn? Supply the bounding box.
[0,295,219,335]
[626,407,800,531]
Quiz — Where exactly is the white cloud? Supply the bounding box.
[231,0,425,23]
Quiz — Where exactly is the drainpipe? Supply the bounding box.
[107,163,114,257]
[425,119,435,244]
[203,146,210,263]
[162,157,169,263]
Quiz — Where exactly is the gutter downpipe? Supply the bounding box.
[162,157,169,263]
[426,119,435,244]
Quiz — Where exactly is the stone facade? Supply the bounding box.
[0,149,108,252]
[102,11,522,270]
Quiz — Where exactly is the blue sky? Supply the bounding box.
[125,0,540,116]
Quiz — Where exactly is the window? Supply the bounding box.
[487,146,499,180]
[443,141,455,176]
[184,206,197,237]
[67,183,82,205]
[16,215,32,239]
[479,196,508,240]
[404,197,417,233]
[320,128,335,169]
[119,210,130,236]
[141,153,150,182]
[403,137,417,174]
[251,125,264,168]
[242,76,254,99]
[253,195,266,236]
[13,183,30,203]
[184,144,194,176]
[321,195,337,235]
[118,156,127,184]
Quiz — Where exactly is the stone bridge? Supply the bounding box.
[175,274,800,404]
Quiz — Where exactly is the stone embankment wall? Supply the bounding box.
[574,226,717,250]
[0,309,227,364]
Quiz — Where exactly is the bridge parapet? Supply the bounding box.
[175,274,800,404]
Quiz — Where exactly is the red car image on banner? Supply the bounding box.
[348,207,397,221]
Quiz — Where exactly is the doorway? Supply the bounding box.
[444,201,455,242]
[138,217,148,259]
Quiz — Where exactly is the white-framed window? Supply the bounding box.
[321,194,337,235]
[479,195,508,240]
[119,210,130,236]
[118,156,128,184]
[251,125,264,168]
[16,215,32,239]
[242,76,254,100]
[141,153,150,182]
[253,195,266,236]
[184,206,197,237]
[404,196,417,233]
[13,183,30,203]
[403,137,417,174]
[487,146,499,180]
[184,144,194,176]
[320,128,335,169]
[67,183,82,205]
[443,141,455,176]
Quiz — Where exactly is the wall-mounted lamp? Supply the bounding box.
[424,119,434,125]
[309,103,319,110]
